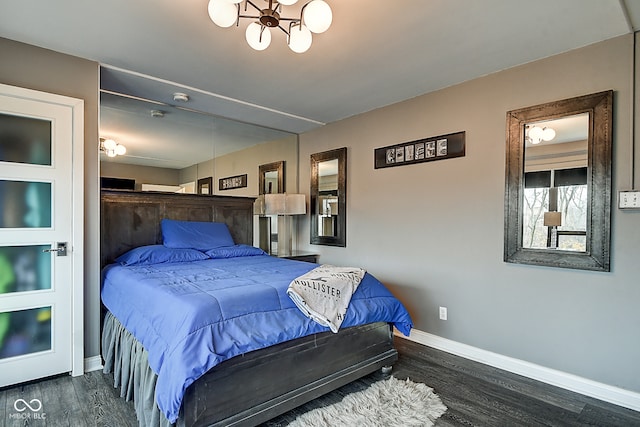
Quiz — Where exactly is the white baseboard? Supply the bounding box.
[84,355,103,373]
[398,328,640,413]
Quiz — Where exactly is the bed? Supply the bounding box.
[100,190,413,427]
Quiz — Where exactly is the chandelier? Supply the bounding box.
[207,0,333,53]
[526,125,556,145]
[99,138,126,157]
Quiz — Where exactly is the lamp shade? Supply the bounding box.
[253,195,266,215]
[264,193,306,215]
[544,211,562,227]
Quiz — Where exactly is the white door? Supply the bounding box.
[0,84,84,386]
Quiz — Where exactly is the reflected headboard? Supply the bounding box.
[100,190,255,267]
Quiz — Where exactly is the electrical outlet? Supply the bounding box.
[439,306,447,320]
[619,191,640,209]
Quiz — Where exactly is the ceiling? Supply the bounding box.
[99,90,294,168]
[2,1,639,168]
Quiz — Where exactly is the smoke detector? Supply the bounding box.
[173,92,190,102]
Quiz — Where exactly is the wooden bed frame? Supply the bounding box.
[100,190,398,427]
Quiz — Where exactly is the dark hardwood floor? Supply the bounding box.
[266,338,640,427]
[2,337,639,426]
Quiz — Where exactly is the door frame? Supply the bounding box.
[0,83,84,377]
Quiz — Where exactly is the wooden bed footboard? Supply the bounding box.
[180,322,397,427]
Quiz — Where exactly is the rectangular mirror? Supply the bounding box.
[197,177,212,195]
[504,91,612,271]
[257,161,285,255]
[522,113,588,251]
[259,161,284,195]
[311,148,346,247]
[99,70,297,198]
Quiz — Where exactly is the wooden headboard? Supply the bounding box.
[100,190,255,267]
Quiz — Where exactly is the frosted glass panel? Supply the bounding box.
[0,306,52,360]
[0,113,52,165]
[0,245,51,295]
[0,180,51,228]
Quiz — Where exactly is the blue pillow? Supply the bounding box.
[205,244,267,259]
[161,219,235,250]
[115,245,208,266]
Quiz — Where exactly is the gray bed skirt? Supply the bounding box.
[102,311,173,427]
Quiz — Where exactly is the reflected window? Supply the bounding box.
[523,168,587,251]
[0,306,52,360]
[523,185,550,249]
[0,113,52,166]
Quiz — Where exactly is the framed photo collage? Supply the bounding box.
[374,131,465,169]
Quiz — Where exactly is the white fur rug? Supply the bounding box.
[288,376,447,427]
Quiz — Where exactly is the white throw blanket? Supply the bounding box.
[287,264,365,333]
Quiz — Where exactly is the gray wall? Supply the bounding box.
[298,34,640,393]
[0,37,101,358]
[184,135,299,197]
[101,161,181,187]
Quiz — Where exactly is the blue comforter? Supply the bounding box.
[101,254,412,423]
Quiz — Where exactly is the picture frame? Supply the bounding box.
[197,177,212,195]
[219,174,247,190]
[374,131,465,169]
[258,161,285,195]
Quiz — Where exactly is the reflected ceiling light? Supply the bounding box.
[526,125,556,145]
[173,92,190,102]
[99,138,127,157]
[207,0,332,53]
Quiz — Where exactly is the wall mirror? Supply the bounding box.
[259,161,284,195]
[504,91,612,271]
[257,161,285,254]
[197,177,212,195]
[311,147,347,247]
[98,67,297,197]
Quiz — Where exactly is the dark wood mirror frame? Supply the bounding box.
[311,147,347,247]
[197,176,213,195]
[259,161,285,195]
[504,90,613,271]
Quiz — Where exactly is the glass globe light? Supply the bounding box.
[277,0,298,5]
[528,126,544,144]
[223,0,243,3]
[208,0,238,28]
[103,139,117,150]
[303,0,332,34]
[542,127,556,141]
[115,144,127,156]
[288,24,312,53]
[246,22,271,50]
